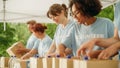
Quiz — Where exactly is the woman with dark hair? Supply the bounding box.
[21,23,52,59]
[77,1,120,59]
[69,0,114,56]
[46,3,75,57]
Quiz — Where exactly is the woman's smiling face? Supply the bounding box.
[71,4,87,24]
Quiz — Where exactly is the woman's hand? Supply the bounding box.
[77,39,96,57]
[98,45,118,59]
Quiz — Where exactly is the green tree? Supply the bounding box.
[0,23,16,56]
[10,23,31,45]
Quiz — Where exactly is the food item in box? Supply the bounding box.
[6,42,26,58]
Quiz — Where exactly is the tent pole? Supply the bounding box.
[3,0,7,31]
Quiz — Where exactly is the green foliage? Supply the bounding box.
[10,23,31,44]
[0,23,57,57]
[0,23,16,56]
[45,23,57,39]
[98,6,114,21]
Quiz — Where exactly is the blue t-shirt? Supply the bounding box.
[73,17,114,55]
[33,34,52,57]
[26,34,38,49]
[53,19,75,50]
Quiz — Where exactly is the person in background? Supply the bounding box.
[77,1,120,59]
[16,20,38,55]
[21,23,52,59]
[69,0,114,56]
[46,3,75,57]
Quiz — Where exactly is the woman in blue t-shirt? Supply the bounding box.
[21,23,52,59]
[46,3,75,57]
[69,0,114,56]
[77,1,120,59]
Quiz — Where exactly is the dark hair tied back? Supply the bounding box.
[33,23,47,33]
[62,4,68,17]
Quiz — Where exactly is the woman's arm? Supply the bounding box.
[114,28,120,40]
[98,41,120,59]
[95,38,119,48]
[21,49,37,59]
[46,42,56,55]
[77,37,119,56]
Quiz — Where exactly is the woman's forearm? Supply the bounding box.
[94,38,119,48]
[47,43,56,54]
[112,41,120,50]
[21,49,37,59]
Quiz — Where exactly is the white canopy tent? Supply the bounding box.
[0,0,120,30]
[0,0,119,23]
[0,0,69,23]
[101,0,120,8]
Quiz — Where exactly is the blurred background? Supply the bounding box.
[0,0,115,56]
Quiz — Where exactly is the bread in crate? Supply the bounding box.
[6,42,25,58]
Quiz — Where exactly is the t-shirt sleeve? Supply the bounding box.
[32,40,40,50]
[61,27,75,49]
[114,2,120,37]
[47,38,52,47]
[107,20,114,38]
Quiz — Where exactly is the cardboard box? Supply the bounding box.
[75,60,119,68]
[52,58,59,68]
[13,59,29,68]
[43,58,52,68]
[6,42,25,58]
[59,57,79,68]
[30,57,43,68]
[59,57,119,68]
[20,60,29,68]
[0,57,9,68]
[73,59,81,68]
